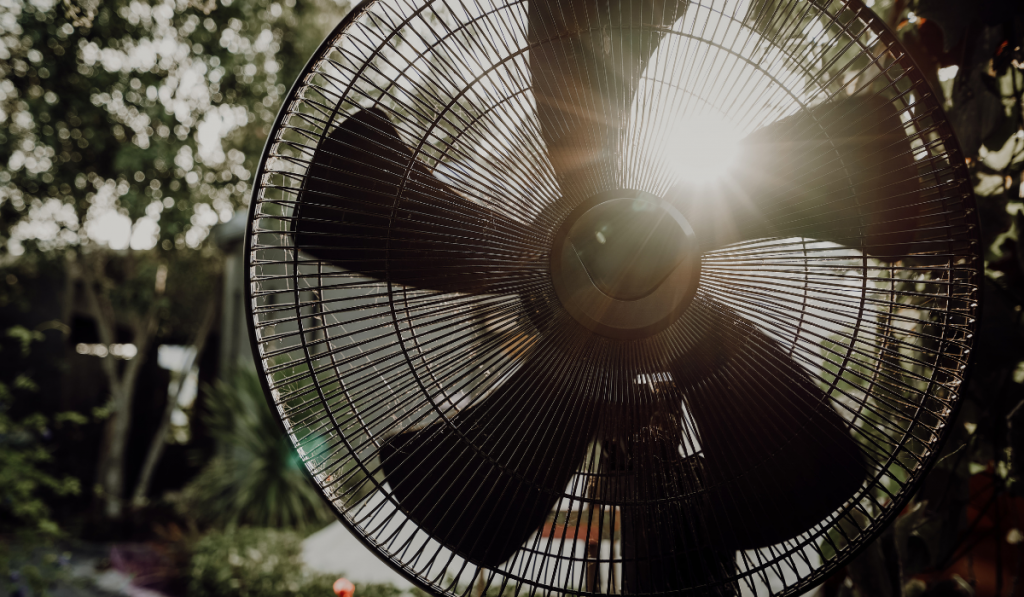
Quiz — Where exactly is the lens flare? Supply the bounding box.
[668,112,741,183]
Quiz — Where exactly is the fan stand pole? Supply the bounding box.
[609,516,618,595]
[586,472,602,593]
[472,569,487,597]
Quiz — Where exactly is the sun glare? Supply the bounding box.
[620,0,805,191]
[667,113,741,183]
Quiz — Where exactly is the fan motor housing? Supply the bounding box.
[550,189,701,339]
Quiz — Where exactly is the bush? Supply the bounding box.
[178,369,332,530]
[187,527,403,597]
[0,406,81,535]
[0,539,70,597]
[0,325,82,535]
[353,582,404,597]
[189,527,330,597]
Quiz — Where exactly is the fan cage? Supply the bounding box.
[245,0,981,595]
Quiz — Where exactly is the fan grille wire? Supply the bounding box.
[246,0,980,595]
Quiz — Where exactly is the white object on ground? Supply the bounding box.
[302,521,413,588]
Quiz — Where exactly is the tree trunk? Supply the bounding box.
[79,255,162,521]
[100,381,132,519]
[130,296,216,509]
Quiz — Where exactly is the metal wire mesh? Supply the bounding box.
[246,0,981,595]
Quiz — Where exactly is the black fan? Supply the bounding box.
[246,0,980,595]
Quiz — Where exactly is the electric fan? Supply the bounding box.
[246,0,980,595]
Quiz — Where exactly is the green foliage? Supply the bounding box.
[353,582,405,597]
[6,325,43,355]
[0,0,347,259]
[909,0,1024,519]
[0,420,80,535]
[0,0,350,526]
[269,359,375,509]
[442,575,521,597]
[819,2,1024,594]
[0,324,81,535]
[0,538,70,597]
[178,368,332,529]
[188,527,404,597]
[0,0,351,527]
[478,581,520,597]
[188,527,334,597]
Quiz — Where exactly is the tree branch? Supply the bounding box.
[79,252,166,520]
[78,255,119,387]
[131,294,217,509]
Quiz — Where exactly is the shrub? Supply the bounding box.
[353,582,404,597]
[178,369,332,530]
[187,527,403,597]
[189,527,329,597]
[0,325,82,535]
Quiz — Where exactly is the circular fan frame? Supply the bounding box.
[245,1,982,595]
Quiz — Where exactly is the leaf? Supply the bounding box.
[946,24,1013,158]
[950,74,1009,158]
[13,374,38,393]
[5,325,44,356]
[54,411,88,426]
[981,138,1023,175]
[178,368,334,530]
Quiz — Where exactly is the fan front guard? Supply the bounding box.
[246,1,980,595]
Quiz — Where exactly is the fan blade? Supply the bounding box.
[378,345,598,567]
[670,299,867,549]
[670,96,923,259]
[529,0,687,201]
[294,107,539,295]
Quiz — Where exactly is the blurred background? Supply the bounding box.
[0,0,1023,596]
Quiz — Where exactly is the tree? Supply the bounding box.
[793,1,1023,594]
[0,0,348,522]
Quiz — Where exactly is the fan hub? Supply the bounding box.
[550,189,700,340]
